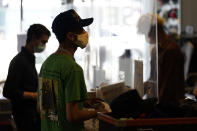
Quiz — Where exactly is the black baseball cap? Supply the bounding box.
[52,9,93,41]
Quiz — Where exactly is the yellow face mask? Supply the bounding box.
[73,32,89,49]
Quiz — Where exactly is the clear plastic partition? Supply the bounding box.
[73,0,158,99]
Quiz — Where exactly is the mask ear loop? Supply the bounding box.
[66,32,76,41]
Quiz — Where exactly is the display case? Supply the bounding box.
[0,82,13,131]
[0,99,13,131]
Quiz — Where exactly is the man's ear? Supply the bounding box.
[66,32,75,41]
[31,34,38,43]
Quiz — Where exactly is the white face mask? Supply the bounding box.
[34,44,46,53]
[74,32,89,49]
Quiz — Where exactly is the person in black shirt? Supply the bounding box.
[3,24,50,131]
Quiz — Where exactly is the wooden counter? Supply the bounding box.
[98,113,197,131]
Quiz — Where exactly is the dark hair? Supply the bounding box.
[55,30,69,43]
[148,23,165,42]
[26,24,51,43]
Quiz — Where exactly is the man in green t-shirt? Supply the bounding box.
[38,9,107,131]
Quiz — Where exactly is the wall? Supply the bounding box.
[181,0,197,35]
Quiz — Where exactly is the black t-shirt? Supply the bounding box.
[3,47,38,113]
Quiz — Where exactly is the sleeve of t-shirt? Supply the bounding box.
[65,66,88,103]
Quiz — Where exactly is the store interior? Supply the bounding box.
[1,0,197,130]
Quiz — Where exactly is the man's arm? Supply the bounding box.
[66,101,107,122]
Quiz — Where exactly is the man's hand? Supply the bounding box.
[83,98,110,113]
[95,102,110,113]
[83,98,104,108]
[23,92,37,100]
[144,80,156,96]
[32,92,37,100]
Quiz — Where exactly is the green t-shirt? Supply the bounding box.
[38,53,88,131]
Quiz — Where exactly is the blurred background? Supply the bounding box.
[0,0,197,98]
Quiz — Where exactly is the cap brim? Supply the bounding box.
[79,18,94,27]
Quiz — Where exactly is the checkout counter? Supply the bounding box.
[93,82,197,131]
[0,98,13,131]
[98,113,197,131]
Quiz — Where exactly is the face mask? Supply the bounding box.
[34,44,46,53]
[73,32,89,49]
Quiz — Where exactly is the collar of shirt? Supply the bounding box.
[57,47,75,61]
[21,47,36,64]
